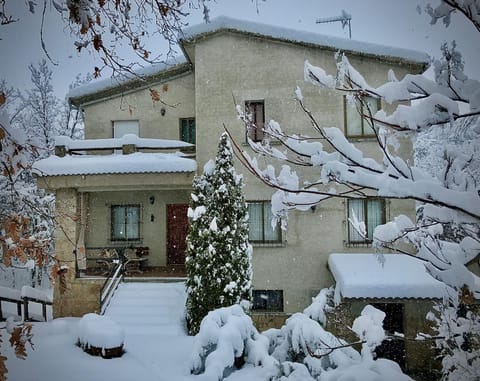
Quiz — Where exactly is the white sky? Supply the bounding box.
[1,0,478,99]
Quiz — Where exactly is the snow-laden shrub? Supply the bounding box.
[190,294,413,380]
[189,304,278,380]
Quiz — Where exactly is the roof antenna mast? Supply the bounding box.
[316,10,352,39]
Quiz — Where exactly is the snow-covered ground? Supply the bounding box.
[6,282,196,381]
[4,281,417,381]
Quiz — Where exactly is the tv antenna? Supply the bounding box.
[316,10,352,39]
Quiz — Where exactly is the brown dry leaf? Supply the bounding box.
[150,89,161,102]
[93,34,103,51]
[162,83,169,93]
[0,127,5,139]
[0,355,8,381]
[9,324,33,360]
[0,92,5,106]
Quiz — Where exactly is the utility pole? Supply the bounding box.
[316,9,352,39]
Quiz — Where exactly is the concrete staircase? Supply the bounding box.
[104,282,187,336]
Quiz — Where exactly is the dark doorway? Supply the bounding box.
[372,303,406,369]
[166,204,189,265]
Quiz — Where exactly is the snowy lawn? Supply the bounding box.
[4,282,414,381]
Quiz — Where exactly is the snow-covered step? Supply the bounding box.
[103,282,187,338]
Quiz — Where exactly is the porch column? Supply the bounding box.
[53,188,78,317]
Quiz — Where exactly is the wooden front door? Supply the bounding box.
[166,204,189,265]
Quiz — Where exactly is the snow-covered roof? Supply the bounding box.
[68,16,429,104]
[67,56,189,103]
[180,16,430,65]
[32,152,197,177]
[328,253,445,300]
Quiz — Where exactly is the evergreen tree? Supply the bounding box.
[185,133,252,335]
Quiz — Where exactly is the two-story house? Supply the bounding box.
[33,17,428,320]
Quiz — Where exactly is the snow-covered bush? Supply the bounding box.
[190,292,414,380]
[189,304,278,380]
[185,133,252,335]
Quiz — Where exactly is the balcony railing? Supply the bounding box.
[54,134,195,157]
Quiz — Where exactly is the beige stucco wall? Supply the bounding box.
[82,72,195,141]
[189,32,419,313]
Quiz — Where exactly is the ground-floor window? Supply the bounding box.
[111,204,141,241]
[252,290,283,312]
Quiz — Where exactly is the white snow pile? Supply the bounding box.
[77,313,125,352]
[191,297,413,380]
[181,16,429,64]
[328,253,446,302]
[32,152,197,176]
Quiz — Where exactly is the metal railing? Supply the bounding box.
[99,260,124,315]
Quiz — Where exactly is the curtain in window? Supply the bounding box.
[263,202,279,241]
[112,206,140,240]
[126,207,139,239]
[348,199,365,242]
[363,97,379,135]
[112,207,126,240]
[346,100,362,136]
[367,199,383,240]
[248,203,262,241]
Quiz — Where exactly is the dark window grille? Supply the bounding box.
[111,205,141,241]
[247,201,281,243]
[252,290,284,312]
[245,101,265,142]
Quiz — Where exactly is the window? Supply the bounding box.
[347,199,385,243]
[180,118,195,144]
[113,120,139,138]
[344,96,380,137]
[111,205,141,241]
[252,290,283,312]
[245,101,265,142]
[248,201,281,243]
[113,120,139,154]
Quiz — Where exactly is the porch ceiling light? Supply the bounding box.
[149,195,155,204]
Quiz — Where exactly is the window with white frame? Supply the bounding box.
[111,205,141,241]
[247,201,281,244]
[347,198,385,243]
[113,120,139,138]
[344,96,380,137]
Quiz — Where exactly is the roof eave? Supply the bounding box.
[68,62,193,107]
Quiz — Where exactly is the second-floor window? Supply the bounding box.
[344,96,380,137]
[245,100,265,142]
[111,205,141,241]
[347,198,385,243]
[113,120,139,138]
[248,201,281,244]
[180,118,195,144]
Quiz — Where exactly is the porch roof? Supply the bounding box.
[328,253,446,301]
[32,152,196,177]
